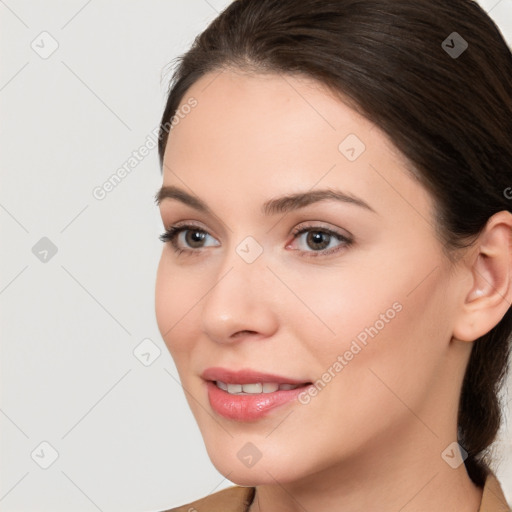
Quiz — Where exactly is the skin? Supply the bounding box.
[155,68,512,512]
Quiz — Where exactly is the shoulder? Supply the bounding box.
[158,473,511,512]
[160,485,256,512]
[479,472,511,512]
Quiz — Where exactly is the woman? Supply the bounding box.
[154,0,512,510]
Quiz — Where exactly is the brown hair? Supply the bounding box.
[158,0,512,486]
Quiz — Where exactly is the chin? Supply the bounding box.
[207,446,310,486]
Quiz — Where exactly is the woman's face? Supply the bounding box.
[155,69,469,485]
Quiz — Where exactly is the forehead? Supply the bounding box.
[162,68,432,223]
[166,68,408,165]
[168,68,369,149]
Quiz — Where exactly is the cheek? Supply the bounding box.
[276,261,404,353]
[309,260,451,419]
[284,247,449,381]
[154,253,205,356]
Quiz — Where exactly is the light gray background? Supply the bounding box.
[1,1,511,511]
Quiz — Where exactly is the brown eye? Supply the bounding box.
[287,225,353,257]
[159,224,220,253]
[185,230,207,248]
[306,231,331,250]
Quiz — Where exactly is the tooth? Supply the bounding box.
[227,383,243,394]
[216,381,228,391]
[242,383,263,393]
[279,383,299,390]
[218,381,302,394]
[262,383,280,393]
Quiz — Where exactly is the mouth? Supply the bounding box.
[201,366,312,387]
[201,367,314,421]
[211,380,311,394]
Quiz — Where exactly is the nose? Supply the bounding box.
[200,249,279,344]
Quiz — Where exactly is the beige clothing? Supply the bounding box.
[162,472,510,512]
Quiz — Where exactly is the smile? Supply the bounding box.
[215,381,305,394]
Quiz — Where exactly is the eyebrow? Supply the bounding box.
[154,185,376,215]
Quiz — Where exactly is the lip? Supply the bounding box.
[201,367,310,385]
[202,367,313,421]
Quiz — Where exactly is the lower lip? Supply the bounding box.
[206,380,311,421]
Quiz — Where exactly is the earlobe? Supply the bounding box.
[452,211,512,343]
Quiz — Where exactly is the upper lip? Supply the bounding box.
[201,367,311,385]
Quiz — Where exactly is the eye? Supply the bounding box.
[159,222,352,257]
[159,224,220,254]
[287,225,352,256]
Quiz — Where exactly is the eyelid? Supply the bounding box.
[286,222,353,257]
[168,219,211,232]
[289,221,353,243]
[162,219,219,241]
[159,222,220,253]
[159,204,227,239]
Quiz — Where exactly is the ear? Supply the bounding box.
[452,210,512,343]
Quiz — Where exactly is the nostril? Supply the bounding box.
[231,330,258,338]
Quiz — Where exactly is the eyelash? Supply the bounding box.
[159,223,210,257]
[159,223,353,258]
[289,225,353,257]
